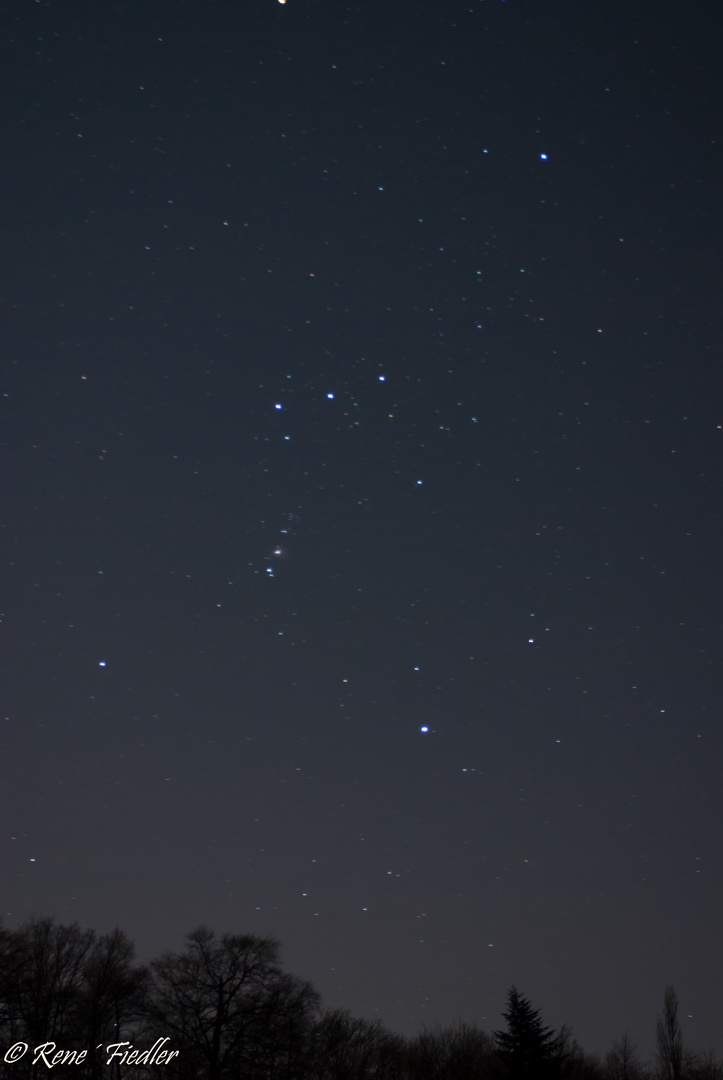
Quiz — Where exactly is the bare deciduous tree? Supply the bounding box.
[146,926,318,1080]
[407,1022,496,1080]
[606,1032,644,1080]
[308,1007,405,1080]
[656,986,685,1080]
[74,929,148,1080]
[10,918,95,1053]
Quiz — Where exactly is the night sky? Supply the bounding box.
[2,0,721,1058]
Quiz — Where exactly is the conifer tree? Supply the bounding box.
[493,985,566,1079]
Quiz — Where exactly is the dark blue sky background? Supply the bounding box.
[2,0,721,1057]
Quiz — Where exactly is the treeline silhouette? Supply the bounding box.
[0,918,719,1080]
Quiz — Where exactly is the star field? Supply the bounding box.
[1,0,721,1058]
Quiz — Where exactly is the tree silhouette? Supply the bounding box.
[3,916,723,1080]
[606,1032,644,1080]
[308,1008,405,1080]
[145,926,318,1080]
[1,915,96,1080]
[407,1022,495,1080]
[74,929,147,1080]
[656,986,685,1080]
[494,986,566,1080]
[0,918,146,1080]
